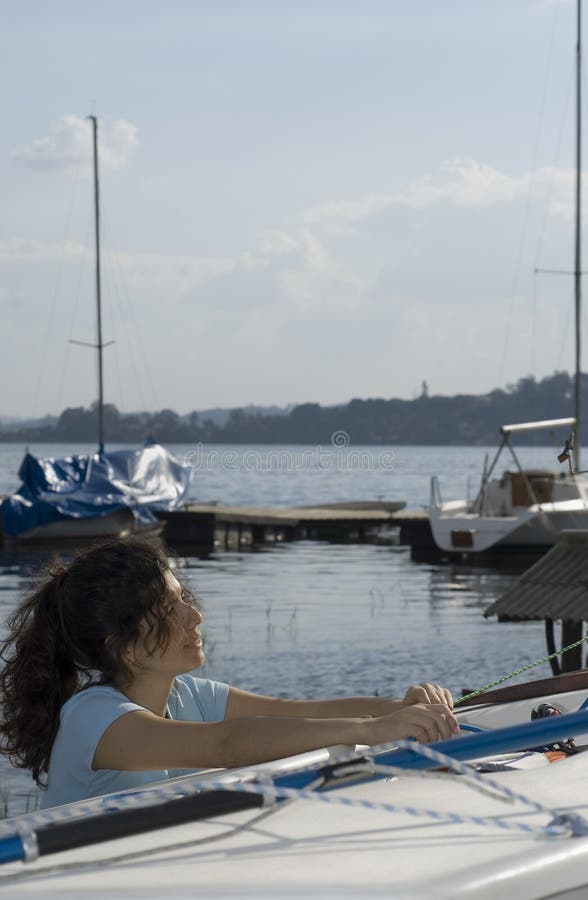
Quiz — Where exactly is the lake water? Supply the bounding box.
[0,441,566,816]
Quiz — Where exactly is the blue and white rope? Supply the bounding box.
[0,738,577,843]
[178,776,569,838]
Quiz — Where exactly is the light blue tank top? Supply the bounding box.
[41,675,229,809]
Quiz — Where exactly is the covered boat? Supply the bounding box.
[0,441,189,541]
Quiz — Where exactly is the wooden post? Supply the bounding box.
[251,524,265,544]
[561,619,584,672]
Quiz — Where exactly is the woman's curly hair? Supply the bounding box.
[0,537,188,787]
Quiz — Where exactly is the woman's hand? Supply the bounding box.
[366,702,459,745]
[402,683,453,710]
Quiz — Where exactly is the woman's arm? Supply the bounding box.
[93,702,458,772]
[225,683,453,720]
[225,689,402,719]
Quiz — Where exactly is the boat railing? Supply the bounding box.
[430,475,443,509]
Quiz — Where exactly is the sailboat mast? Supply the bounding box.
[88,115,105,455]
[575,0,582,471]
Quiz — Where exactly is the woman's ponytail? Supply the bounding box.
[0,572,78,786]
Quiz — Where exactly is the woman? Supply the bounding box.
[0,538,458,809]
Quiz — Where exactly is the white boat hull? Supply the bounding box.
[3,688,588,898]
[430,498,588,553]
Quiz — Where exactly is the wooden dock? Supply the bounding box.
[158,502,434,551]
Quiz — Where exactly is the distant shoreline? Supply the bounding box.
[0,372,583,447]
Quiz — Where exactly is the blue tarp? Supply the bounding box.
[0,442,190,537]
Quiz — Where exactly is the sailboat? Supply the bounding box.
[429,8,588,557]
[4,679,588,897]
[0,117,190,542]
[429,417,588,554]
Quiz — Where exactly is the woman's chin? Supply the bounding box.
[181,643,206,670]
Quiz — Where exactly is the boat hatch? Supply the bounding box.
[508,471,554,507]
[451,529,475,548]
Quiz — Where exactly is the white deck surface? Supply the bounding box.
[2,694,588,898]
[1,754,588,897]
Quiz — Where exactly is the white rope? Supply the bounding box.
[0,739,579,844]
[185,777,569,838]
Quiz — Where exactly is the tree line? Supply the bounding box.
[1,372,584,446]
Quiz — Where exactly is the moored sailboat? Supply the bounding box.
[429,1,588,557]
[0,117,190,543]
[429,418,588,554]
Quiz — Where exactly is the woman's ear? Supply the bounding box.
[122,646,135,668]
[122,639,142,669]
[105,634,137,670]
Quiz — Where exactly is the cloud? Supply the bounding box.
[0,238,87,264]
[2,151,579,413]
[0,286,25,315]
[0,237,236,316]
[1,155,578,361]
[302,193,391,230]
[277,231,368,312]
[256,230,300,256]
[300,158,581,231]
[116,250,235,298]
[13,116,139,171]
[399,159,530,208]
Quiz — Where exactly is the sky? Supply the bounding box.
[0,0,585,417]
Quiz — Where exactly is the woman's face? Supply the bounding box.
[130,571,205,677]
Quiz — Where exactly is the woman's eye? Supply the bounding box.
[181,591,198,609]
